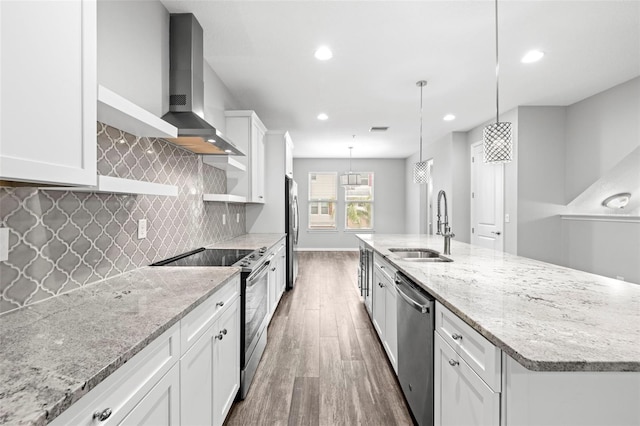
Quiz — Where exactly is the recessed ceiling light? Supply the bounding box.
[443,114,456,121]
[317,113,329,121]
[521,50,544,64]
[602,193,631,209]
[224,149,232,153]
[314,46,333,61]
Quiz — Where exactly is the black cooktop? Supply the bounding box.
[151,248,254,267]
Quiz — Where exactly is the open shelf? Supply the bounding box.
[202,156,247,174]
[43,176,178,197]
[97,85,177,138]
[203,194,247,203]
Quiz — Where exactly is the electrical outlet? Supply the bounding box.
[0,228,9,262]
[222,214,226,225]
[505,213,510,223]
[137,219,147,239]
[236,213,240,223]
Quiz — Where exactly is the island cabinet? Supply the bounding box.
[0,0,97,186]
[224,111,266,204]
[434,302,501,426]
[372,254,399,374]
[50,276,240,426]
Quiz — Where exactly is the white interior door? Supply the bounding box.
[471,142,504,251]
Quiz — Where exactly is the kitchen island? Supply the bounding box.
[357,234,640,426]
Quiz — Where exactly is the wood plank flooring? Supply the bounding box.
[225,251,413,426]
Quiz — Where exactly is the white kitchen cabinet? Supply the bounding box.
[180,286,240,426]
[267,240,286,320]
[0,0,97,186]
[246,131,294,233]
[50,324,181,426]
[372,254,399,373]
[119,363,180,426]
[224,111,266,203]
[434,332,500,426]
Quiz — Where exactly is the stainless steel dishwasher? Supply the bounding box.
[395,271,435,426]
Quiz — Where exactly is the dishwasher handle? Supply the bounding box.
[395,274,431,314]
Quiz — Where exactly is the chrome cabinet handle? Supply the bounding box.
[380,265,385,269]
[216,301,225,307]
[93,408,112,421]
[452,333,463,340]
[378,282,384,288]
[491,231,502,235]
[271,267,276,272]
[221,329,228,335]
[215,333,224,340]
[448,359,459,366]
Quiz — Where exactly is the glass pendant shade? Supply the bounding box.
[413,161,429,184]
[483,121,513,163]
[340,172,361,187]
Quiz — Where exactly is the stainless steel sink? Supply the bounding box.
[388,248,453,262]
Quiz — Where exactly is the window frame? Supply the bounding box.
[307,171,338,230]
[344,172,374,231]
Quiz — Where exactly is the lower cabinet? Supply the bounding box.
[268,240,286,319]
[51,277,241,426]
[434,333,500,426]
[119,364,180,426]
[372,255,398,374]
[181,294,240,426]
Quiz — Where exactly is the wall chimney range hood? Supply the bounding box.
[161,14,244,156]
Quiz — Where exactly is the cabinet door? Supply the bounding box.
[278,246,286,297]
[251,120,265,202]
[213,297,240,426]
[434,333,500,426]
[0,0,96,186]
[119,364,180,426]
[180,326,215,426]
[372,269,386,339]
[268,258,278,317]
[384,283,398,373]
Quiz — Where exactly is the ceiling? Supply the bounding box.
[160,0,640,159]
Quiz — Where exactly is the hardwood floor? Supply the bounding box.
[225,251,413,426]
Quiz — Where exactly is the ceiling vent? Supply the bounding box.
[369,126,389,132]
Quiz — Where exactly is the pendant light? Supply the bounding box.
[483,0,513,163]
[340,140,361,187]
[413,80,429,183]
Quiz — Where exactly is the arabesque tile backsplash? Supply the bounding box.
[0,123,245,314]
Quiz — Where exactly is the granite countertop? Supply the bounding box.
[357,234,640,372]
[207,233,285,250]
[0,266,241,425]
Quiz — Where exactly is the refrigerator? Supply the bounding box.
[285,176,299,289]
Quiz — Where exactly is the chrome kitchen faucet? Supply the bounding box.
[436,190,455,255]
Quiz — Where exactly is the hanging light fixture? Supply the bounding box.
[414,80,429,183]
[340,140,361,187]
[483,0,513,163]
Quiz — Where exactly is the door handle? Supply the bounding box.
[491,231,502,235]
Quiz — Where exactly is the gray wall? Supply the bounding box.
[294,158,405,250]
[97,0,240,131]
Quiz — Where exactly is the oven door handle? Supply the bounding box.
[247,260,271,286]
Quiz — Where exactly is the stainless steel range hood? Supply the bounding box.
[161,14,244,156]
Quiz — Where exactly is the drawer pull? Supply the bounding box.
[451,333,463,340]
[448,359,459,367]
[216,301,225,307]
[93,408,112,422]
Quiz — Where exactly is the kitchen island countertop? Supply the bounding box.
[357,234,640,372]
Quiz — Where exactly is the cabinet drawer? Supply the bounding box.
[50,323,180,426]
[180,275,240,356]
[374,254,396,283]
[435,302,501,391]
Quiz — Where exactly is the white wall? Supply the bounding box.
[294,158,405,250]
[517,106,566,264]
[97,0,239,129]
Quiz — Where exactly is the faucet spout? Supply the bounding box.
[436,190,454,255]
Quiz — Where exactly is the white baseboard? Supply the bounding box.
[296,247,359,252]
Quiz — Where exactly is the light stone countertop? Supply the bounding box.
[0,266,241,425]
[357,234,640,372]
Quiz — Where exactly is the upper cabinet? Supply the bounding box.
[0,0,97,186]
[224,111,266,203]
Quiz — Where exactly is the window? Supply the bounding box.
[308,172,337,229]
[345,173,374,230]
